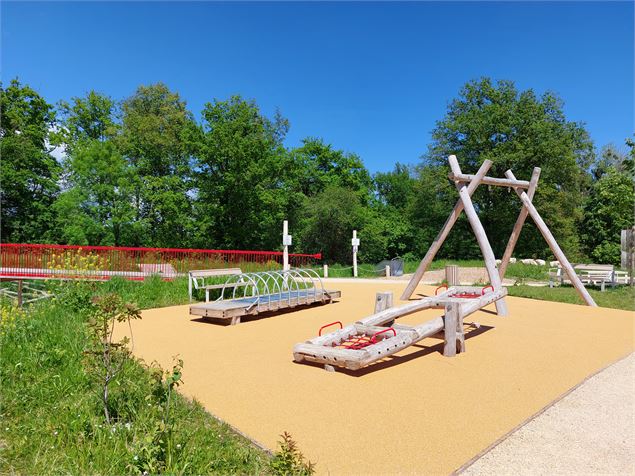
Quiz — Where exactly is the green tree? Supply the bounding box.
[424,77,594,259]
[119,83,198,246]
[0,79,60,242]
[297,185,366,263]
[57,91,118,149]
[373,163,416,210]
[582,155,634,265]
[289,138,372,198]
[195,96,297,250]
[53,141,135,245]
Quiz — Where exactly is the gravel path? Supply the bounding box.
[461,353,635,475]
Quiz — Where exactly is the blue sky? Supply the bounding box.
[2,1,633,173]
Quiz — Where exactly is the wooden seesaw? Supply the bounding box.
[293,285,507,371]
[293,155,596,372]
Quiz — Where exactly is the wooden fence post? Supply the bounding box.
[445,264,459,285]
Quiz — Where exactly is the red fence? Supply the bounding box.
[0,243,321,280]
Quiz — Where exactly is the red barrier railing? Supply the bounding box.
[0,243,321,281]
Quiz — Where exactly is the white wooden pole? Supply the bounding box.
[401,158,493,300]
[323,264,328,278]
[352,230,358,278]
[449,156,508,316]
[505,170,597,306]
[283,220,289,271]
[499,167,541,279]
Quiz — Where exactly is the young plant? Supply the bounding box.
[270,431,315,476]
[84,293,141,424]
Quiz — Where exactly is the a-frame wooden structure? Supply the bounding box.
[401,155,597,308]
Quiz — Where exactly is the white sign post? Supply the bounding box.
[282,220,292,271]
[351,230,360,278]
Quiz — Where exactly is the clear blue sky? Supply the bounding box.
[2,1,633,172]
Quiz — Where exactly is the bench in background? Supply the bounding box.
[188,268,242,302]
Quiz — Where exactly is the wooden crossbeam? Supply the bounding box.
[400,158,493,300]
[448,172,531,189]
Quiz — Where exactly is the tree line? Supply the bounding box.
[1,77,633,265]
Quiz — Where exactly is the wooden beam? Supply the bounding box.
[449,172,531,189]
[499,167,541,279]
[505,170,597,307]
[400,158,493,300]
[449,156,508,316]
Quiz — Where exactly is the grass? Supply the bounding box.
[507,284,635,311]
[0,278,287,475]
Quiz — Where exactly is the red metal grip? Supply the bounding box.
[370,327,397,344]
[481,285,494,295]
[435,284,449,295]
[319,321,343,336]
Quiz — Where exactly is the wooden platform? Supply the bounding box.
[190,288,341,323]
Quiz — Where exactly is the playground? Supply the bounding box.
[115,280,633,474]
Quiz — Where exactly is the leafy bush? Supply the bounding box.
[270,432,315,476]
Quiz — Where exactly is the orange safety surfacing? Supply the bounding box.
[115,282,635,475]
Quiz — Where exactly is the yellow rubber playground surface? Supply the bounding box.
[117,281,634,474]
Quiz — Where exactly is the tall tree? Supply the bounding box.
[581,143,635,264]
[298,185,366,263]
[289,138,372,199]
[57,91,118,149]
[0,79,60,242]
[53,140,135,245]
[195,96,297,250]
[119,83,198,246]
[424,77,594,259]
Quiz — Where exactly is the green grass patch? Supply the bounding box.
[507,284,635,311]
[0,278,315,475]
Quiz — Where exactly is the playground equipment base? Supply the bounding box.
[293,286,506,371]
[190,289,341,323]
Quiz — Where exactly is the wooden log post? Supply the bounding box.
[401,158,493,300]
[445,264,459,286]
[499,167,541,279]
[449,157,508,316]
[323,264,329,278]
[443,302,465,357]
[374,291,394,313]
[505,170,597,307]
[17,280,23,308]
[352,230,359,278]
[385,264,391,277]
[621,227,635,286]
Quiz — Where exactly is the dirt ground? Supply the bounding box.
[115,281,634,474]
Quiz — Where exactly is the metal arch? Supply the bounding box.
[294,267,326,301]
[243,271,272,312]
[289,268,315,302]
[285,269,307,304]
[215,267,329,311]
[259,270,283,310]
[219,273,260,305]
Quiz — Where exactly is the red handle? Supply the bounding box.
[371,327,396,344]
[481,285,494,295]
[435,284,448,295]
[319,321,343,336]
